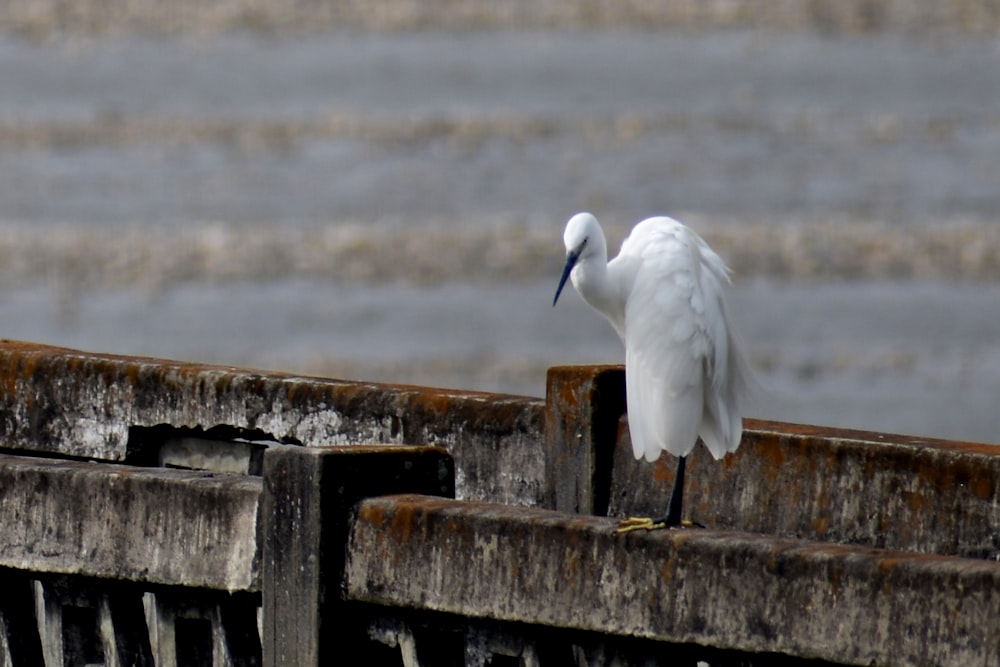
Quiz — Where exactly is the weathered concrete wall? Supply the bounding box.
[0,340,544,505]
[0,444,455,667]
[547,365,1000,558]
[4,343,1000,665]
[614,417,1000,559]
[260,445,455,666]
[346,494,1000,667]
[0,453,260,591]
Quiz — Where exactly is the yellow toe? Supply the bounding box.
[613,517,666,535]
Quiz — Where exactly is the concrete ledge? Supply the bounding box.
[547,366,1000,558]
[345,494,1000,666]
[612,418,1000,559]
[0,340,544,505]
[0,453,261,591]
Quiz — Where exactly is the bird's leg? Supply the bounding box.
[663,454,687,527]
[615,456,691,534]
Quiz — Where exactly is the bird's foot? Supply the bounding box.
[613,516,702,535]
[614,517,665,534]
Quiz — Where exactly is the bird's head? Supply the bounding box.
[553,212,600,306]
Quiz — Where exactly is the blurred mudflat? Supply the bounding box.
[1,22,998,443]
[2,280,999,444]
[3,32,998,226]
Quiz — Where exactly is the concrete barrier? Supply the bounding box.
[0,340,544,505]
[547,365,1000,558]
[347,494,1000,666]
[0,340,998,666]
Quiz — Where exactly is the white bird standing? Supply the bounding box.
[553,212,753,532]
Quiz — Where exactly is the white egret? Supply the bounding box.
[553,212,753,532]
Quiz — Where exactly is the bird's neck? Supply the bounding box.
[573,259,626,338]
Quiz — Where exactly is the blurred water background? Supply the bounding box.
[2,2,1000,442]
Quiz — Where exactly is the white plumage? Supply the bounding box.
[553,211,752,466]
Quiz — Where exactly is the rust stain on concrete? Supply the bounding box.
[357,502,387,529]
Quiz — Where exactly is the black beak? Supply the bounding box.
[552,250,579,306]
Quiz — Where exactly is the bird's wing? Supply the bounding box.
[696,259,745,458]
[691,230,753,457]
[621,222,710,461]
